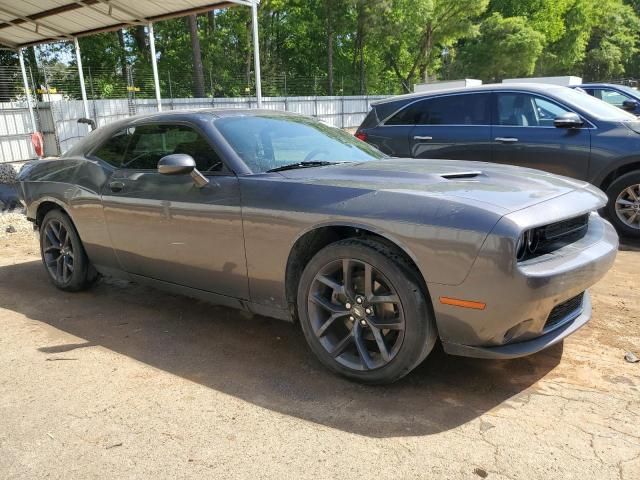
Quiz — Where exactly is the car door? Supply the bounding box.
[95,122,249,299]
[402,93,492,162]
[491,92,591,179]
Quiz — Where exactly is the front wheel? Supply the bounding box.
[297,238,437,384]
[605,172,640,238]
[40,209,97,291]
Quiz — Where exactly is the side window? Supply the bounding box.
[496,93,571,127]
[385,94,489,126]
[420,94,489,125]
[385,100,427,125]
[123,124,225,172]
[598,89,631,108]
[92,129,132,167]
[532,97,572,126]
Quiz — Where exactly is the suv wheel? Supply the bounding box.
[296,238,437,384]
[605,171,640,238]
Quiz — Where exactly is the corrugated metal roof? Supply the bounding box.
[0,0,244,48]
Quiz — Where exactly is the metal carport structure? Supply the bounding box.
[0,0,263,135]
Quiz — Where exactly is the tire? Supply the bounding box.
[604,171,640,238]
[296,238,437,384]
[39,209,97,291]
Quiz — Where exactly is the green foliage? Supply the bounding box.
[582,0,640,80]
[455,13,545,82]
[373,0,490,91]
[7,0,639,101]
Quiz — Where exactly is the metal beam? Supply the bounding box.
[0,37,18,48]
[0,2,243,48]
[0,6,73,39]
[251,0,262,108]
[148,23,162,112]
[95,1,149,22]
[18,48,37,135]
[75,1,145,26]
[74,37,92,128]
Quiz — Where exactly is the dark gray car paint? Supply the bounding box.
[17,109,618,359]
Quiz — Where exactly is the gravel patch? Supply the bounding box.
[0,211,34,239]
[0,163,18,184]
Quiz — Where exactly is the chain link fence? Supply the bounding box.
[0,59,390,163]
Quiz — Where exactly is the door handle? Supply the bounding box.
[495,137,519,144]
[108,181,125,193]
[413,135,433,141]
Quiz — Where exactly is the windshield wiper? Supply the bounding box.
[267,161,342,173]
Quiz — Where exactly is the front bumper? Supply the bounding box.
[428,209,618,359]
[442,294,592,359]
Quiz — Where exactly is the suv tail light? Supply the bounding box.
[355,131,368,142]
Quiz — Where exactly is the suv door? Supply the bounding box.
[393,93,492,161]
[491,92,591,179]
[95,122,248,299]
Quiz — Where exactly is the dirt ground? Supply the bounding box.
[0,213,639,480]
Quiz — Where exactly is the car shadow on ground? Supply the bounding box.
[620,235,640,252]
[0,260,563,438]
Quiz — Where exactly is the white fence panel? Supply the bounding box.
[0,102,35,162]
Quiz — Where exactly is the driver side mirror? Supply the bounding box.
[554,112,584,129]
[158,154,209,188]
[622,100,639,112]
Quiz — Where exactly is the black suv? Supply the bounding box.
[356,84,640,237]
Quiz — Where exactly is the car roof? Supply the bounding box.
[371,83,571,106]
[91,108,307,137]
[111,108,300,124]
[577,83,623,88]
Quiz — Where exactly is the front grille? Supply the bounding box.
[541,214,589,242]
[537,214,589,255]
[545,292,585,331]
[518,214,590,261]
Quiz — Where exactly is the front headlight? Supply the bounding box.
[516,229,540,261]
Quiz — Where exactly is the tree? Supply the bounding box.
[376,0,489,92]
[582,0,640,80]
[187,15,206,97]
[456,13,544,82]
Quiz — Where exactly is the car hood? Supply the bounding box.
[277,158,595,213]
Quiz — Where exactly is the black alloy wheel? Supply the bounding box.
[39,209,97,291]
[297,238,437,384]
[308,258,406,371]
[42,218,75,284]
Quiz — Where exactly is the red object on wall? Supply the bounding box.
[31,132,44,158]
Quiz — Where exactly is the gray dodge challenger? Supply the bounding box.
[17,109,618,383]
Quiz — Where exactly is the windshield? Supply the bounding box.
[215,115,386,173]
[559,87,637,121]
[615,84,640,99]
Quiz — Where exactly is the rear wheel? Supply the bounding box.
[39,209,97,291]
[605,171,640,238]
[297,238,437,384]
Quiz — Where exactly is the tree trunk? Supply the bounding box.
[116,29,127,77]
[325,0,334,96]
[133,26,149,60]
[246,19,252,91]
[207,10,216,35]
[353,1,367,95]
[188,15,205,98]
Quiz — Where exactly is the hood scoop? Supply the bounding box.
[439,171,483,180]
